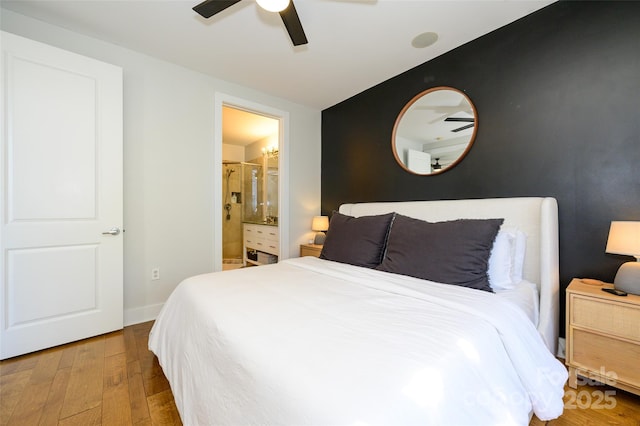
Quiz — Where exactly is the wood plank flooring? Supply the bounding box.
[530,381,640,425]
[0,321,181,425]
[2,321,639,425]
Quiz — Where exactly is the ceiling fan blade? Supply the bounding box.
[444,117,475,123]
[279,1,308,46]
[193,0,242,18]
[451,123,475,133]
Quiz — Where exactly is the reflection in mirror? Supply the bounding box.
[392,87,477,175]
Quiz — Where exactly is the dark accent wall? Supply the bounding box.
[321,1,640,335]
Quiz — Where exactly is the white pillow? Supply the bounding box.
[488,230,515,290]
[511,230,527,284]
[488,228,528,290]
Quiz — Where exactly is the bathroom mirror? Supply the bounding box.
[392,87,477,175]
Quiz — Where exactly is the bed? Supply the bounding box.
[149,197,568,425]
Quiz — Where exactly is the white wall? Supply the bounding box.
[1,10,322,325]
[222,144,245,162]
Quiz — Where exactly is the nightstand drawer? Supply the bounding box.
[571,295,640,342]
[300,244,322,258]
[571,328,640,388]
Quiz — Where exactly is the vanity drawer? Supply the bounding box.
[263,228,278,242]
[243,224,258,237]
[253,239,279,255]
[571,294,640,342]
[254,226,277,239]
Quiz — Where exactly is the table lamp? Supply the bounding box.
[605,221,640,295]
[312,215,329,245]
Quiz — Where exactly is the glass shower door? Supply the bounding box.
[242,162,262,223]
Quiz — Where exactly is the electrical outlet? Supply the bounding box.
[151,268,160,280]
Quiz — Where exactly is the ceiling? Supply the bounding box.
[1,0,555,111]
[223,105,279,146]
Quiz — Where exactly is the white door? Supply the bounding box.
[0,32,123,359]
[407,149,432,174]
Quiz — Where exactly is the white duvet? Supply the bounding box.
[149,257,567,426]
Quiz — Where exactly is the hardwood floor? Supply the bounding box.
[530,382,640,426]
[0,321,181,425]
[2,322,639,425]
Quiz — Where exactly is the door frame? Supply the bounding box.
[213,93,290,271]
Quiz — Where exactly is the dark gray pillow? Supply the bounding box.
[319,211,395,268]
[377,214,504,292]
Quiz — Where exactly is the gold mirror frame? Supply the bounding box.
[392,87,478,175]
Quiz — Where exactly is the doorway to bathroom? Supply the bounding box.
[220,105,280,271]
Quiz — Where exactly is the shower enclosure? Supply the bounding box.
[222,161,263,265]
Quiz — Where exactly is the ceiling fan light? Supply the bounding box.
[256,0,290,12]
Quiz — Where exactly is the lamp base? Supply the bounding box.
[313,232,326,245]
[614,261,640,295]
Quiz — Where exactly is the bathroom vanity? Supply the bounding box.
[243,223,279,266]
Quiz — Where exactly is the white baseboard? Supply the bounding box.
[124,303,164,326]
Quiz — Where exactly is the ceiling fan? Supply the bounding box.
[416,99,474,125]
[444,117,475,133]
[193,0,308,46]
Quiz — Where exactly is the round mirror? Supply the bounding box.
[392,87,477,175]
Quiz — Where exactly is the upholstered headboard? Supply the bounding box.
[339,197,560,355]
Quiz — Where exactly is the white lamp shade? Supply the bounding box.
[606,221,640,257]
[606,221,640,295]
[311,215,329,232]
[256,0,290,12]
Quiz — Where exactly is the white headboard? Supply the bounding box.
[339,197,560,355]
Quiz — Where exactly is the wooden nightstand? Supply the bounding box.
[300,243,322,258]
[565,278,640,396]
